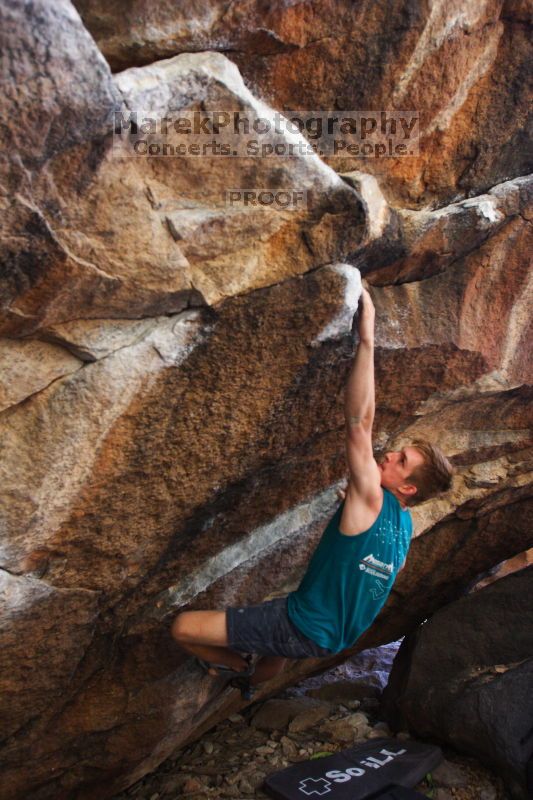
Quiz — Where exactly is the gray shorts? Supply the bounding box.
[226,596,334,659]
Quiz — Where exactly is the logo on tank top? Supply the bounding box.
[370,579,387,599]
[358,553,394,580]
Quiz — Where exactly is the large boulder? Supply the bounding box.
[72,0,533,208]
[382,567,533,800]
[0,1,531,798]
[1,2,364,338]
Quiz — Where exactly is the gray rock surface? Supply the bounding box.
[383,566,533,799]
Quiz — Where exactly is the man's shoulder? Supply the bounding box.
[346,478,383,510]
[340,483,384,536]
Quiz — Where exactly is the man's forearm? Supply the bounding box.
[344,339,375,431]
[345,287,376,432]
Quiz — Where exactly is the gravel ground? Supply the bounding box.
[112,648,509,800]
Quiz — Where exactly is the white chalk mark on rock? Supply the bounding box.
[313,264,362,344]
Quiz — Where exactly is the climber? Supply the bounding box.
[171,286,454,694]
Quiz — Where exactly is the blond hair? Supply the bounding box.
[406,439,455,506]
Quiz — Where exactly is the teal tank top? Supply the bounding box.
[287,489,413,653]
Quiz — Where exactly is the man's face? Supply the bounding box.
[378,446,425,495]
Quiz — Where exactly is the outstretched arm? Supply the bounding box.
[345,287,375,435]
[344,288,381,503]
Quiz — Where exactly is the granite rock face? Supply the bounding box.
[382,567,533,800]
[72,0,533,207]
[1,3,364,338]
[0,1,531,799]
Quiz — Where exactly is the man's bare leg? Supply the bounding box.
[178,643,286,684]
[176,640,251,675]
[171,610,249,674]
[171,610,288,683]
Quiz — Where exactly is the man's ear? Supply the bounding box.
[400,483,418,498]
